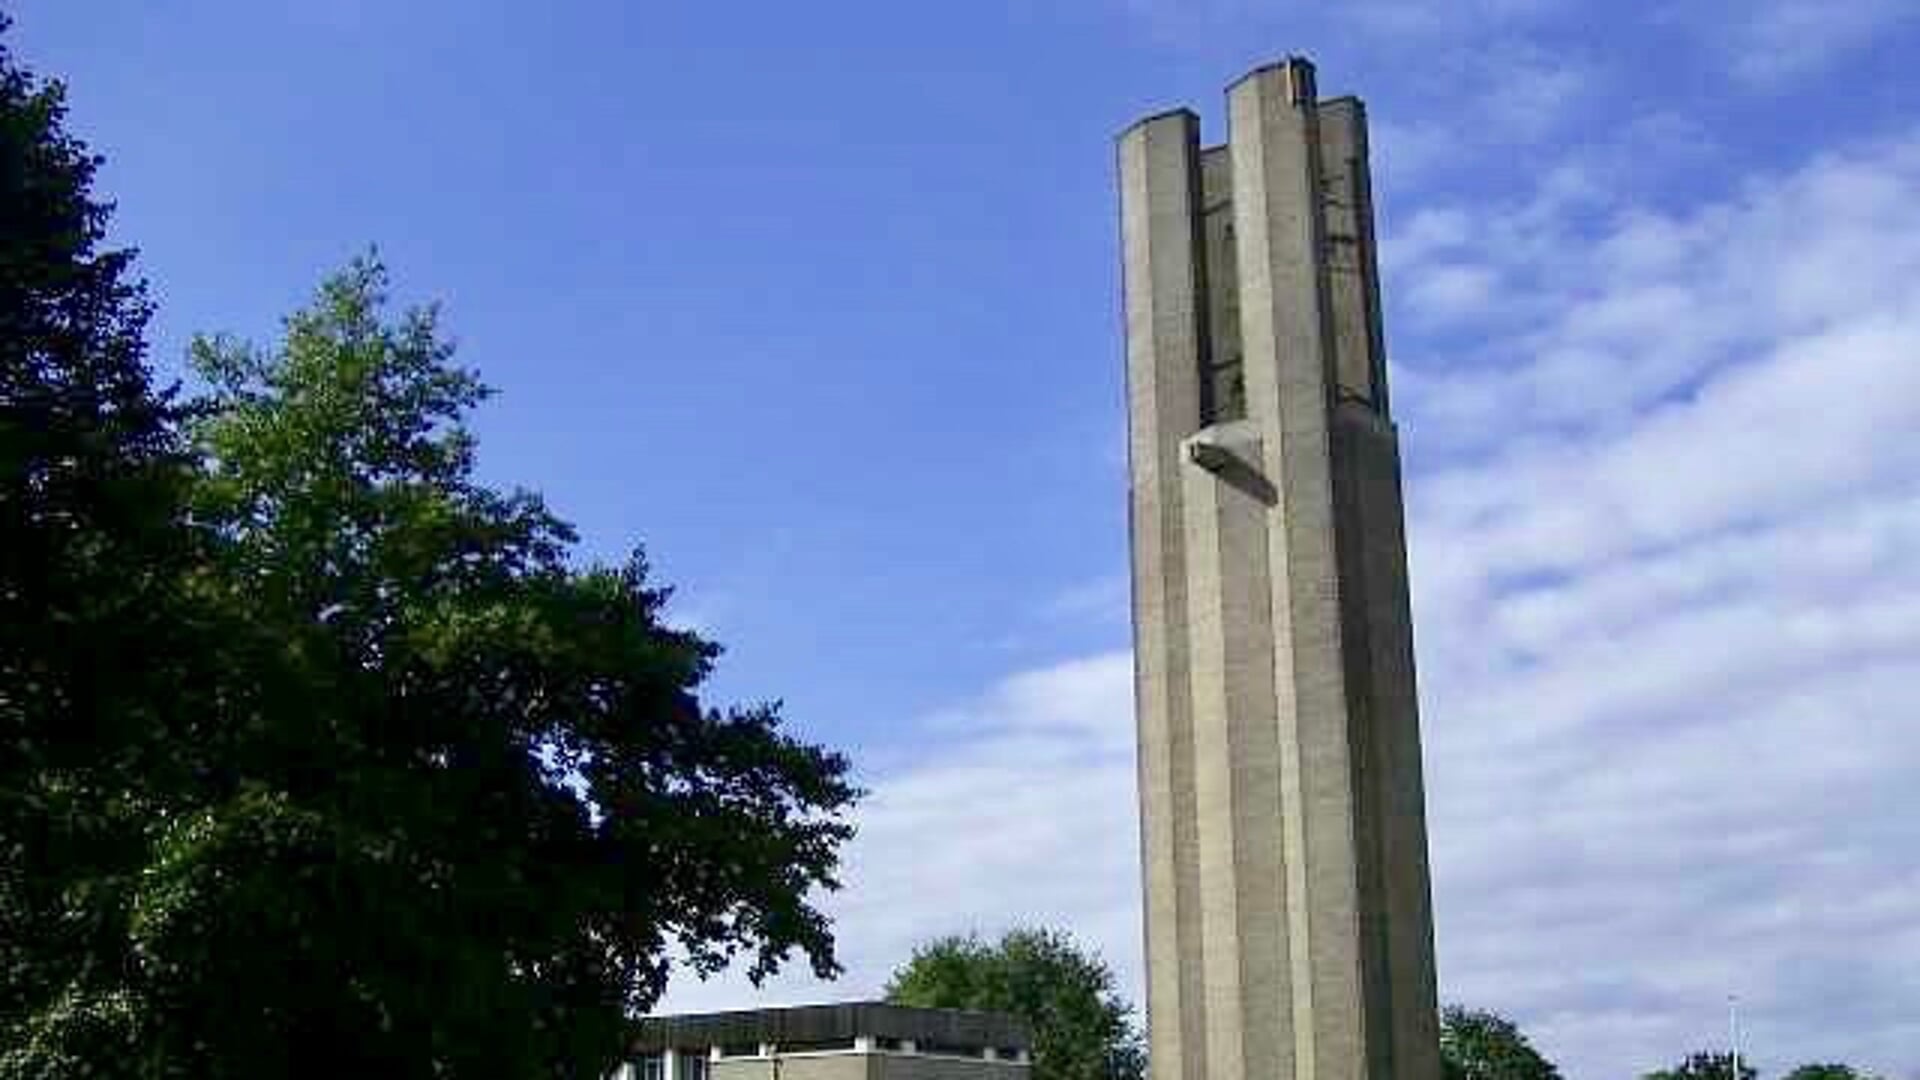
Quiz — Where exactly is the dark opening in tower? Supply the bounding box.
[1197,144,1245,425]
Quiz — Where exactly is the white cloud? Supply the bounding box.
[1388,132,1920,455]
[663,592,726,636]
[1338,0,1569,43]
[1117,0,1568,43]
[1406,262,1502,324]
[1397,128,1920,1077]
[656,651,1145,1018]
[1367,45,1601,187]
[1115,0,1911,86]
[1041,574,1133,629]
[1720,0,1919,83]
[1381,207,1473,277]
[1472,45,1593,144]
[662,126,1920,1080]
[1370,120,1452,191]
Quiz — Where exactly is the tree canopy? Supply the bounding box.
[2,14,199,1073]
[886,927,1145,1080]
[1644,1051,1760,1080]
[1439,1006,1563,1080]
[1,18,858,1074]
[1784,1065,1882,1080]
[159,255,857,1074]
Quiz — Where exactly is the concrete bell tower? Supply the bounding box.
[1118,59,1441,1080]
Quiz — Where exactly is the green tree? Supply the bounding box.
[1644,1051,1760,1080]
[1784,1065,1880,1080]
[0,42,861,1069]
[0,14,201,1073]
[886,927,1145,1080]
[1439,1006,1563,1080]
[124,254,859,1076]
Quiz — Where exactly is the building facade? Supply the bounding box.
[1118,58,1441,1080]
[622,1003,1031,1080]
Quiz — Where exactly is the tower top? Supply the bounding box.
[1227,55,1317,104]
[1119,56,1344,142]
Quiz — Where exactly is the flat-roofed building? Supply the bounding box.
[620,1002,1032,1080]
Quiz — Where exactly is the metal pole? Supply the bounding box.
[1729,995,1740,1080]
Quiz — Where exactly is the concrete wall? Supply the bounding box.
[714,1055,868,1080]
[709,1052,1026,1080]
[1118,108,1211,1080]
[874,1054,1027,1080]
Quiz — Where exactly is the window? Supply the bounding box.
[639,1055,665,1080]
[682,1053,711,1080]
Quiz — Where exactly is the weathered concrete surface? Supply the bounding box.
[1119,57,1440,1080]
[1119,109,1210,1080]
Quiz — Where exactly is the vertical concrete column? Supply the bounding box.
[1118,110,1210,1080]
[1227,58,1369,1080]
[1322,88,1442,1080]
[1329,400,1442,1080]
[1181,420,1292,1080]
[1314,98,1388,410]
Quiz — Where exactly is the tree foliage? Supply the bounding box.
[1439,1006,1563,1080]
[1784,1066,1881,1080]
[1,18,859,1074]
[1,14,195,1074]
[1645,1051,1761,1080]
[886,927,1145,1080]
[165,256,859,1074]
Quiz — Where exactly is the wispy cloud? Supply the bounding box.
[1117,0,1912,83]
[656,651,1143,1017]
[1116,0,1568,46]
[660,127,1920,1079]
[1717,0,1919,83]
[1041,574,1133,628]
[1395,127,1920,1076]
[1367,44,1606,189]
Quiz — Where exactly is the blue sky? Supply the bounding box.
[13,2,1920,1077]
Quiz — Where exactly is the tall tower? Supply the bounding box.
[1118,59,1440,1080]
